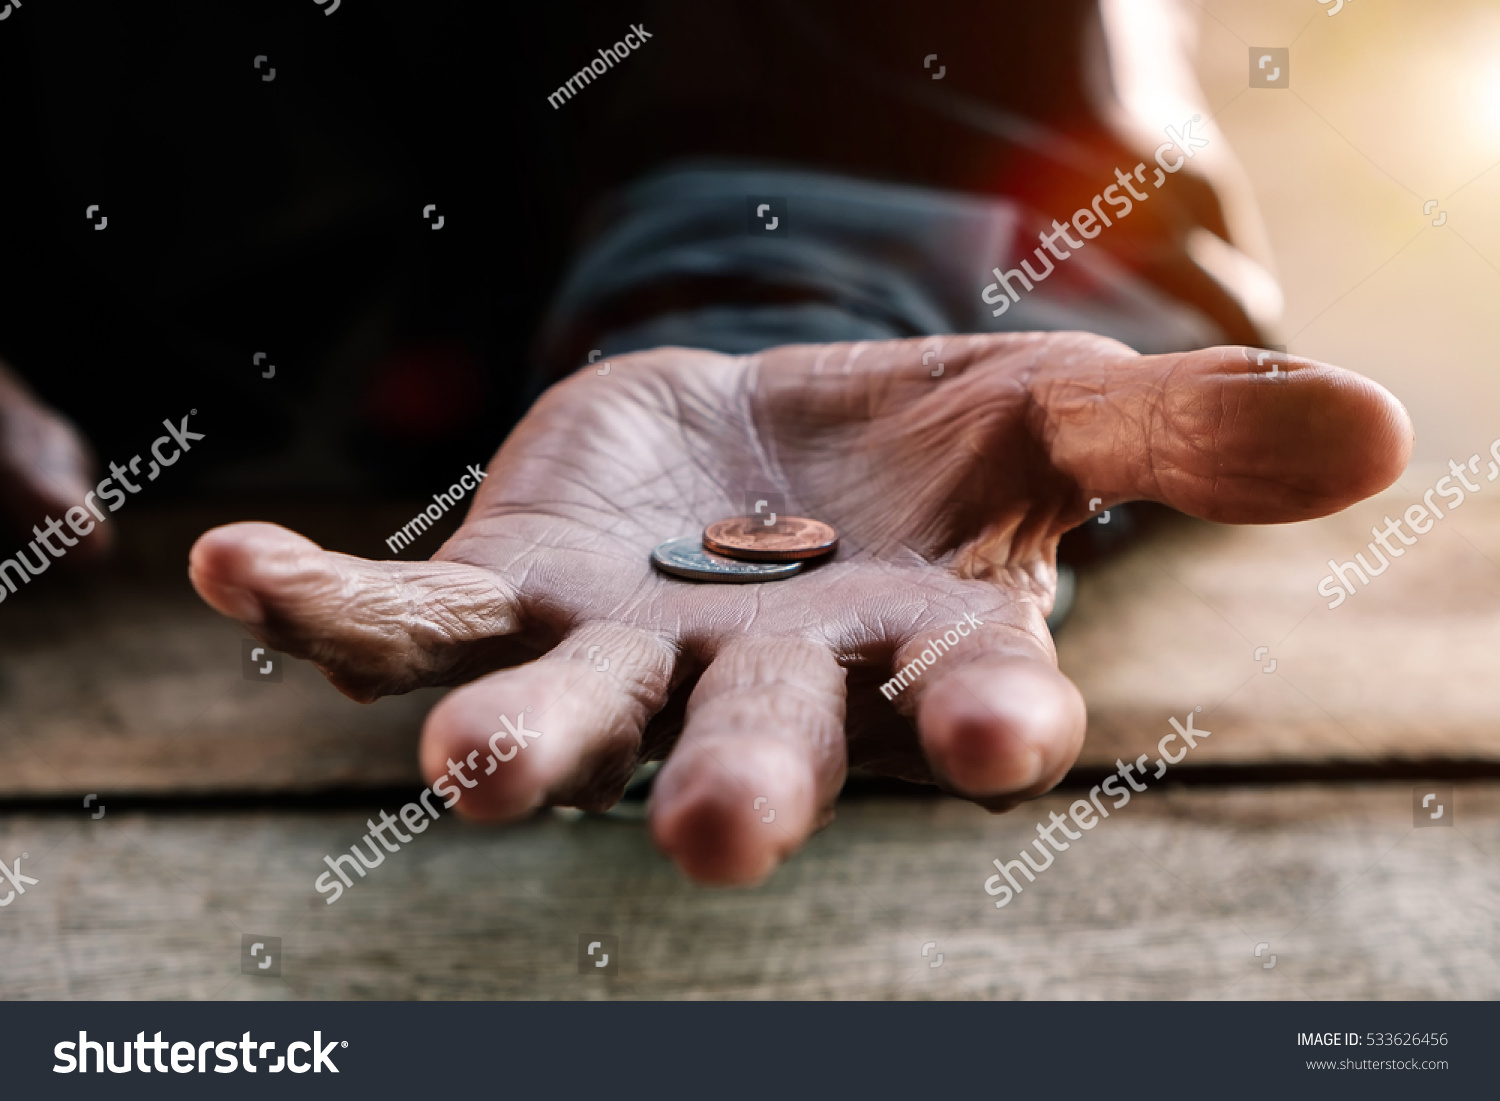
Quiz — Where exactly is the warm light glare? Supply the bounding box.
[1477,64,1500,137]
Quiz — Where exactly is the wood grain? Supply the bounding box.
[1060,487,1500,767]
[1,786,1495,999]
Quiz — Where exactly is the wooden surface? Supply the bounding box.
[1062,486,1500,768]
[2,786,1497,999]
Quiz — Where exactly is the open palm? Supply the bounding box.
[190,332,1410,884]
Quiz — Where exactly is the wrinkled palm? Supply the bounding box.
[190,333,1410,883]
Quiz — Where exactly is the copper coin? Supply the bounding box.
[702,516,839,562]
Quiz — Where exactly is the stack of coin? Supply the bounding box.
[651,516,838,583]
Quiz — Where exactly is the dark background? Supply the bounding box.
[0,0,1238,507]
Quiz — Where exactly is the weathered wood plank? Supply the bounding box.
[1,785,1495,999]
[1061,484,1500,767]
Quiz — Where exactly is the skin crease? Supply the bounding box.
[178,332,1412,886]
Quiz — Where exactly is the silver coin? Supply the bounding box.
[651,536,804,583]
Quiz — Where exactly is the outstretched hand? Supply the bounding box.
[188,333,1411,884]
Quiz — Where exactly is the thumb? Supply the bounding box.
[1043,346,1413,524]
